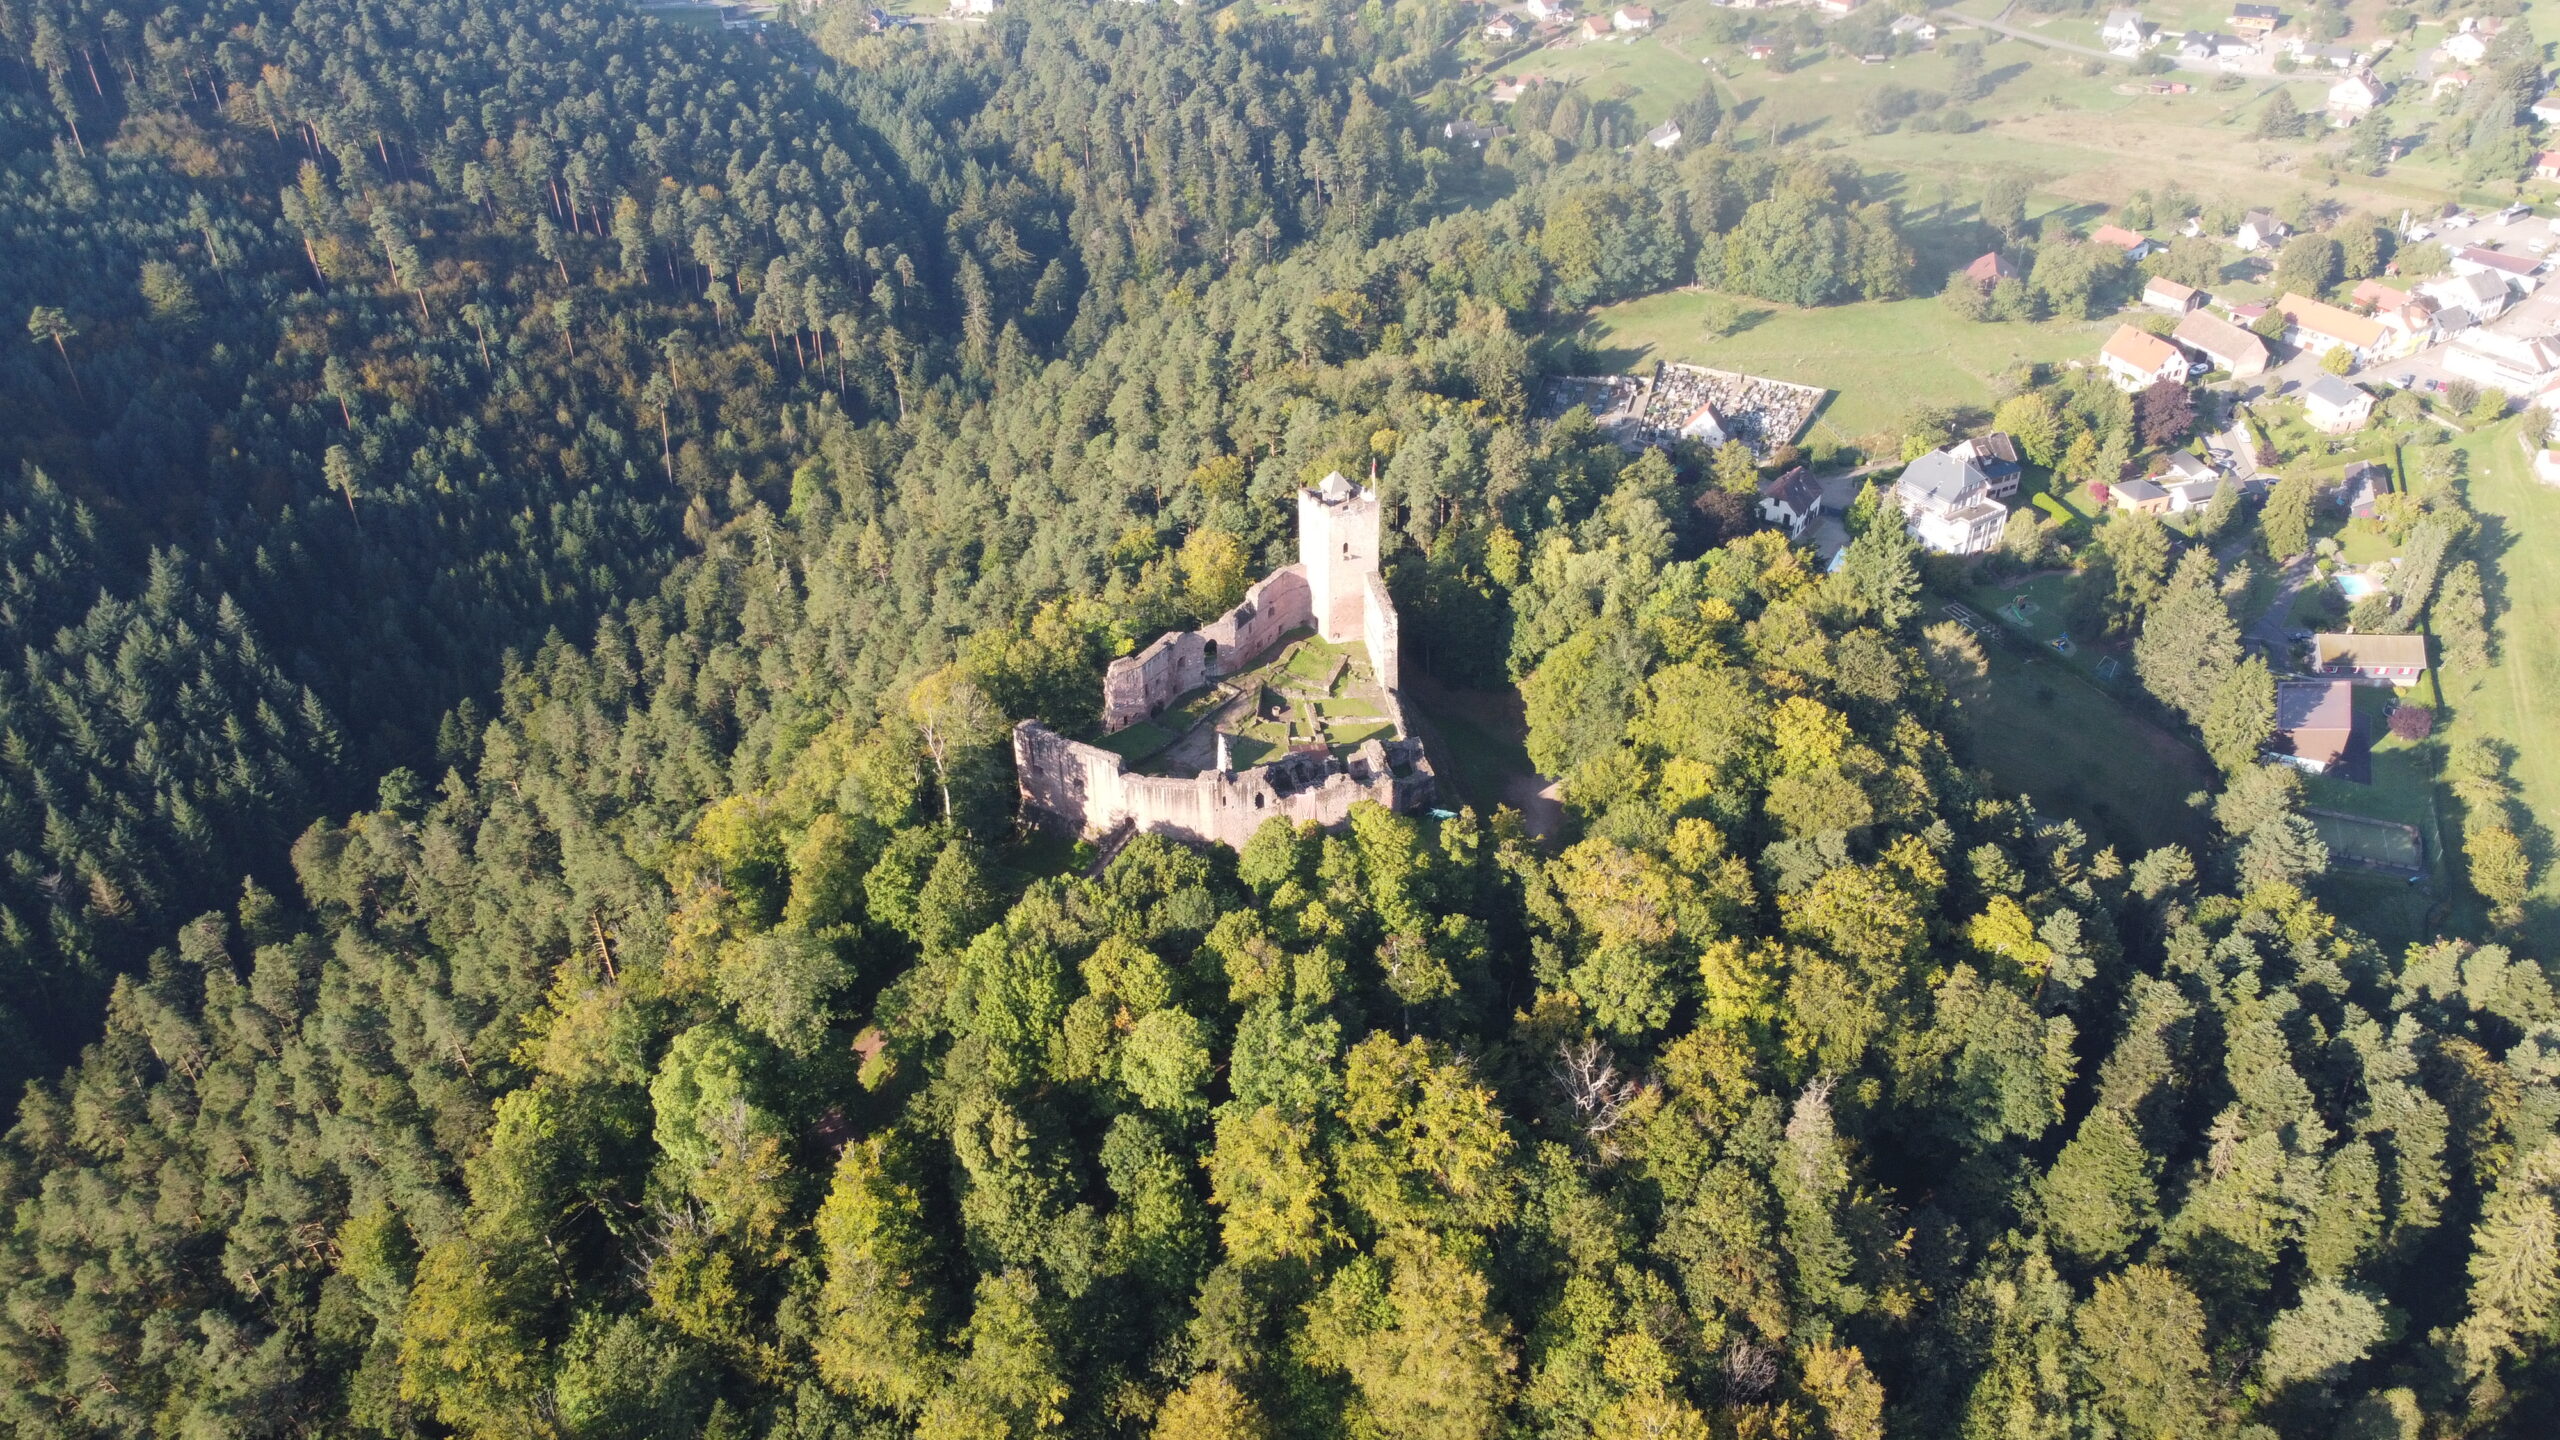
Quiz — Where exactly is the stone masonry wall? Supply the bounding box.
[1101,566,1314,733]
[1014,720,1435,851]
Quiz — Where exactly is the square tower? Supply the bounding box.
[1297,472,1380,644]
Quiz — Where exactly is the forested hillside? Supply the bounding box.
[0,0,2553,1437]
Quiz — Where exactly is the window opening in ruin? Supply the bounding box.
[1253,794,1265,808]
[1202,639,1217,663]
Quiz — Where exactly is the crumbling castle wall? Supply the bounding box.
[1101,567,1314,733]
[1014,720,1435,851]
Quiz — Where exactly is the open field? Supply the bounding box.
[1958,641,2214,856]
[2308,808,2425,869]
[1562,291,2109,442]
[2439,419,2560,946]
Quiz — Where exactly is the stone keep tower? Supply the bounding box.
[1297,472,1380,644]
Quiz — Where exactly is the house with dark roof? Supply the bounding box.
[2342,460,2389,519]
[1758,467,1823,538]
[1949,432,2023,498]
[2270,680,2354,773]
[2303,376,2376,435]
[1893,449,2007,555]
[1962,251,2018,286]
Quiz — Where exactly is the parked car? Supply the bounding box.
[2445,214,2475,230]
[2394,373,2415,388]
[2426,378,2444,392]
[2406,225,2436,242]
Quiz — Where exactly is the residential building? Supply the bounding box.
[2235,209,2288,251]
[2301,375,2376,434]
[1893,449,2008,555]
[2161,450,2218,486]
[2311,632,2428,684]
[2091,223,2156,258]
[2452,245,2542,294]
[1949,432,2024,498]
[2418,269,2511,323]
[2533,447,2560,486]
[2443,330,2560,392]
[2269,680,2353,773]
[2327,71,2386,124]
[1758,467,1823,538]
[2350,278,2408,312]
[1483,13,1519,39]
[1889,14,1937,40]
[2230,3,2280,35]
[1445,117,1508,145]
[2099,323,2190,390]
[1962,251,2018,286]
[2342,460,2389,519]
[2172,308,2271,376]
[2533,93,2560,126]
[1814,0,1860,15]
[2538,150,2560,182]
[2144,276,2202,313]
[2101,8,2152,51]
[2110,476,2174,514]
[1525,0,1569,18]
[2433,68,2474,98]
[2277,291,2384,360]
[1642,119,1683,149]
[2441,31,2489,65]
[1578,15,1610,40]
[1612,4,1655,28]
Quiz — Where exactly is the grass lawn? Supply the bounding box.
[2436,418,2560,948]
[1560,291,2109,444]
[1097,720,1176,763]
[1405,680,1541,816]
[1957,638,2215,857]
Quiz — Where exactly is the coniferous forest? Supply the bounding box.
[0,0,2552,1437]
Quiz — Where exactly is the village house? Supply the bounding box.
[2230,3,2281,36]
[2101,8,2154,52]
[1483,13,1519,39]
[1962,251,2019,286]
[1814,0,1861,17]
[2327,71,2386,124]
[1642,119,1683,149]
[2235,209,2288,252]
[2537,150,2560,182]
[2418,269,2511,325]
[1949,432,2024,498]
[2277,291,2384,362]
[1612,4,1655,29]
[1445,117,1508,146]
[1889,13,1937,41]
[2099,323,2190,390]
[2433,68,2474,99]
[2312,632,2428,685]
[2441,30,2489,65]
[1744,40,1778,61]
[1893,448,2008,555]
[2269,680,2354,773]
[2144,276,2202,313]
[2452,245,2543,295]
[2172,308,2271,376]
[2443,330,2560,394]
[2158,453,2223,511]
[1758,467,1823,538]
[2109,477,2174,515]
[2534,93,2560,126]
[1578,15,1611,40]
[2342,460,2389,520]
[1525,0,1570,19]
[2301,375,2376,434]
[2534,446,2560,486]
[2091,224,2156,258]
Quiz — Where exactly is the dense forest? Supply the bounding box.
[0,0,2552,1437]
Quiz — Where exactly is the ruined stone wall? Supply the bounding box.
[1100,566,1314,734]
[1361,570,1400,696]
[1015,720,1435,851]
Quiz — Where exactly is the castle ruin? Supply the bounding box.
[1013,474,1435,850]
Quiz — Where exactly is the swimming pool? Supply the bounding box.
[2338,573,2383,599]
